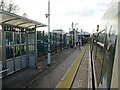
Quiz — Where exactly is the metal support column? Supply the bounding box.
[34,26,37,69]
[26,29,29,67]
[47,0,51,65]
[1,25,6,69]
[1,25,7,77]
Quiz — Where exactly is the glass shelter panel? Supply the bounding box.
[0,9,46,76]
[15,58,21,71]
[6,32,13,46]
[28,34,34,44]
[14,46,20,57]
[21,33,26,44]
[6,60,14,74]
[6,46,14,59]
[21,45,26,55]
[29,45,35,54]
[14,32,20,44]
[28,32,36,68]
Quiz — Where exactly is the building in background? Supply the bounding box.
[52,29,65,34]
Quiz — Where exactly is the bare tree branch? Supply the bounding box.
[0,0,20,13]
[23,13,28,18]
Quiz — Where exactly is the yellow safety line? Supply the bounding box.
[56,45,87,88]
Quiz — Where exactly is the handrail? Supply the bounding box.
[0,68,9,74]
[97,42,104,48]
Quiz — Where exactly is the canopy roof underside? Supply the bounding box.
[0,10,47,29]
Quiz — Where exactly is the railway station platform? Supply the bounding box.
[2,44,92,89]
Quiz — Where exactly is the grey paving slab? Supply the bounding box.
[72,46,89,88]
[2,68,38,88]
[29,48,80,88]
[2,47,79,88]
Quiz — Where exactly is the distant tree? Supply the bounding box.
[0,0,20,13]
[23,13,28,18]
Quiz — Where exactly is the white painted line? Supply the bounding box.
[88,46,92,88]
[72,86,82,88]
[89,46,97,88]
[72,80,83,88]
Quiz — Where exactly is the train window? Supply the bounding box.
[98,32,106,44]
[0,47,1,61]
[94,27,117,88]
[0,25,2,31]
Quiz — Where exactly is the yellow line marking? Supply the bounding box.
[56,45,87,88]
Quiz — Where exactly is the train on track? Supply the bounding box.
[91,0,119,89]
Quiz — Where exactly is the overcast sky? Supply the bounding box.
[11,0,112,33]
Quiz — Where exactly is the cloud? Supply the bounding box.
[62,0,111,18]
[97,2,109,7]
[64,8,95,17]
[12,0,112,33]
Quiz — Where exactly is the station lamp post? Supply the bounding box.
[45,0,51,66]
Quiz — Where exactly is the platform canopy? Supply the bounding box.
[0,10,47,29]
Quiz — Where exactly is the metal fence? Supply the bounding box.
[37,31,70,60]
